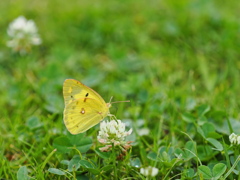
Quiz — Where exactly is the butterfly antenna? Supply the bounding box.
[109,96,113,103]
[108,97,130,104]
[111,100,130,104]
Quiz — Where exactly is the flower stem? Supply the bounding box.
[40,149,56,170]
[112,143,117,180]
[223,155,240,179]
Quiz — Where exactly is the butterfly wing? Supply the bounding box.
[63,79,110,134]
[63,79,106,106]
[64,98,109,134]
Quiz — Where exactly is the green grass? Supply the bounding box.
[1,0,240,179]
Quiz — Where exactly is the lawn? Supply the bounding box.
[1,0,240,179]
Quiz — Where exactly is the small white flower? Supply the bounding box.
[229,133,239,145]
[97,120,132,146]
[6,16,41,54]
[138,128,150,136]
[237,136,240,145]
[140,166,159,177]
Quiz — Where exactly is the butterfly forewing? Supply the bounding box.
[63,79,106,106]
[64,98,109,134]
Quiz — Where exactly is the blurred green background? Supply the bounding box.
[1,0,240,177]
[1,0,240,137]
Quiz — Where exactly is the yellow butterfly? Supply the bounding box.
[63,79,112,134]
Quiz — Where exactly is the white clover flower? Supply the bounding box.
[98,120,132,145]
[7,16,41,54]
[140,166,159,177]
[229,133,239,145]
[237,136,240,145]
[138,127,150,136]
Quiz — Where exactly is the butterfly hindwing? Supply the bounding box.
[64,98,109,134]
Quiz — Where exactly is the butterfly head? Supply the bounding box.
[107,96,130,108]
[106,103,112,108]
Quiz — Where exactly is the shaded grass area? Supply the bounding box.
[0,0,240,179]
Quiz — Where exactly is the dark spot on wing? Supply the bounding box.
[84,93,89,102]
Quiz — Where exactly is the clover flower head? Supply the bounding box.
[140,166,159,177]
[98,120,132,145]
[237,136,240,145]
[229,133,240,145]
[98,120,132,152]
[138,127,150,136]
[7,16,41,54]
